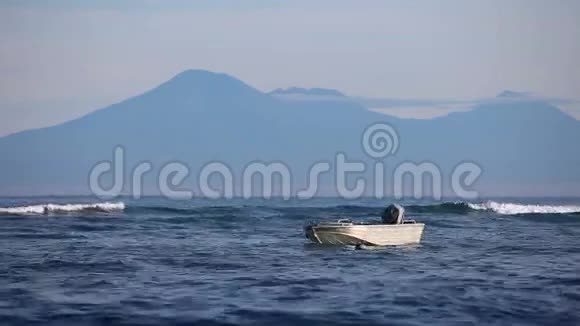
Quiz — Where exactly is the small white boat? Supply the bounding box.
[304,204,424,246]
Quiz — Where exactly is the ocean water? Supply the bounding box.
[0,197,579,326]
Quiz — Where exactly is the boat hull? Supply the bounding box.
[305,223,425,246]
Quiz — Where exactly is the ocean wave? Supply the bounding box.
[405,202,473,214]
[132,201,580,217]
[466,201,580,215]
[401,201,580,216]
[4,200,577,217]
[0,202,125,215]
[128,205,246,215]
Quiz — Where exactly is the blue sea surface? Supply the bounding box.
[0,197,579,325]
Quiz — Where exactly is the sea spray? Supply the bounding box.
[0,202,125,215]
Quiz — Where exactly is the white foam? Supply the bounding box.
[467,201,580,215]
[0,202,125,215]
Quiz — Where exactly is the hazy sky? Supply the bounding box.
[1,0,579,136]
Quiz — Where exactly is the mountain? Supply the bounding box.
[0,70,579,196]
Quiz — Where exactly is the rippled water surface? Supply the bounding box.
[1,197,579,325]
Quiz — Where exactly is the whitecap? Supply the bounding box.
[0,202,125,215]
[467,201,580,215]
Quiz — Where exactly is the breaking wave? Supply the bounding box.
[466,201,580,215]
[405,201,580,216]
[0,202,125,215]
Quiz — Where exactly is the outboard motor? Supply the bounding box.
[381,204,404,224]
